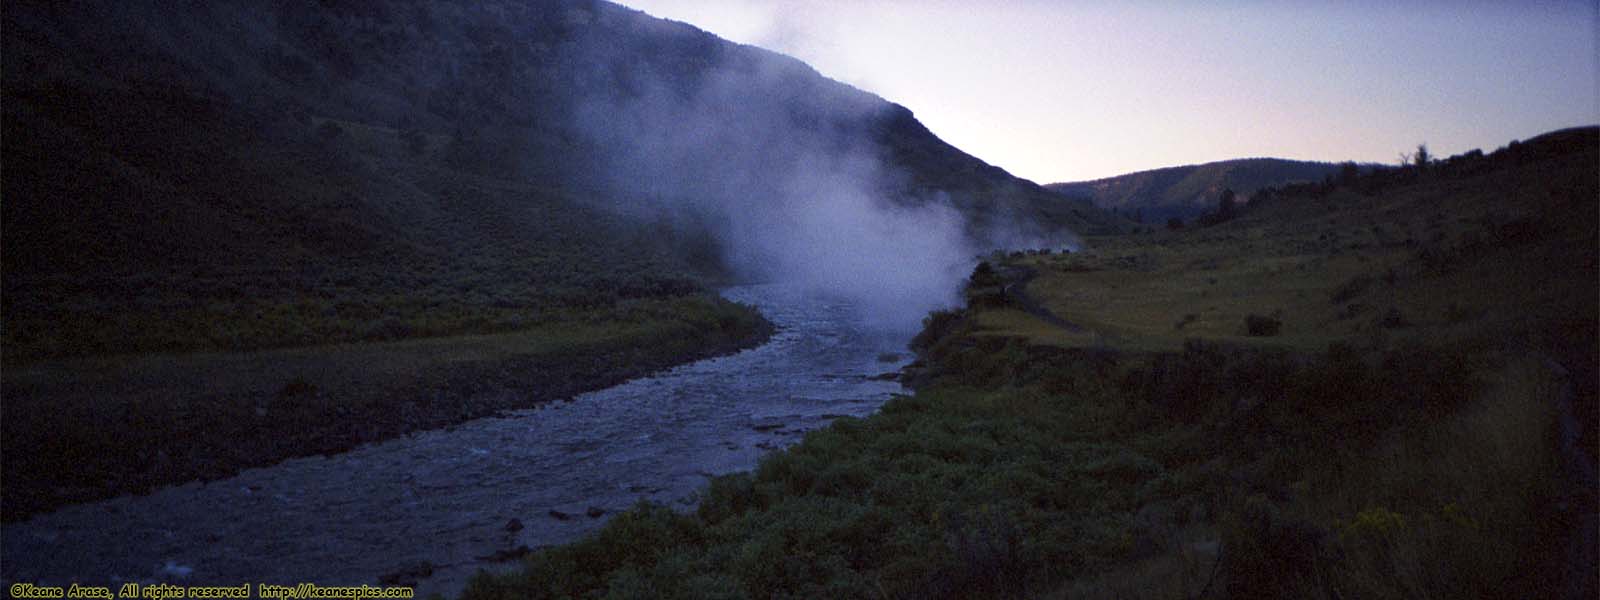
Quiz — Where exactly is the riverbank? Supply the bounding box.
[464,314,1580,598]
[455,136,1596,599]
[2,283,907,599]
[1,294,772,522]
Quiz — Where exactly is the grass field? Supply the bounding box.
[988,139,1596,355]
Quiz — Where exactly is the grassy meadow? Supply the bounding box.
[457,129,1597,599]
[996,135,1596,355]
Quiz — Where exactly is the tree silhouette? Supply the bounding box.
[1218,188,1238,222]
[1339,162,1359,185]
[1413,143,1431,171]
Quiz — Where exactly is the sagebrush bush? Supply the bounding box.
[1376,307,1409,329]
[1329,274,1374,304]
[910,309,964,353]
[1137,339,1231,422]
[1245,314,1282,336]
[1221,495,1336,598]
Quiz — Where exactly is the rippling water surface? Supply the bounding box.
[1,284,910,598]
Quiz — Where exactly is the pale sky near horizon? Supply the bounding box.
[612,0,1599,183]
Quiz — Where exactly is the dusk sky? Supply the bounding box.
[614,1,1599,183]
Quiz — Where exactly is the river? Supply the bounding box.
[0,284,911,598]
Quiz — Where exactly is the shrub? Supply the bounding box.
[1338,506,1408,543]
[316,120,344,142]
[1444,302,1478,323]
[698,472,761,524]
[1245,314,1282,336]
[398,128,427,155]
[910,309,965,353]
[968,261,1002,289]
[1329,275,1374,304]
[1174,313,1198,330]
[277,377,318,398]
[1221,495,1335,597]
[1378,342,1477,415]
[937,509,1027,598]
[1376,307,1408,329]
[1492,216,1540,247]
[1336,302,1370,321]
[1138,339,1231,422]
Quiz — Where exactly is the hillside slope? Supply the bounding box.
[1048,157,1345,224]
[2,0,1124,361]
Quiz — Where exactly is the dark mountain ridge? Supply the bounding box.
[1047,157,1348,224]
[3,0,1118,269]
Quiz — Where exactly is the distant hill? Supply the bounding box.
[1047,158,1347,224]
[1,0,1121,360]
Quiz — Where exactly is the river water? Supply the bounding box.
[0,284,911,598]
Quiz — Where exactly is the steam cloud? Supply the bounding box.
[566,18,1046,332]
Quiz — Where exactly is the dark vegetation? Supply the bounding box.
[460,127,1597,598]
[1243,313,1281,337]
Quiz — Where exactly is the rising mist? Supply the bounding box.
[563,21,1049,331]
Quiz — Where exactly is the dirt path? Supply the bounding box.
[996,264,1085,333]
